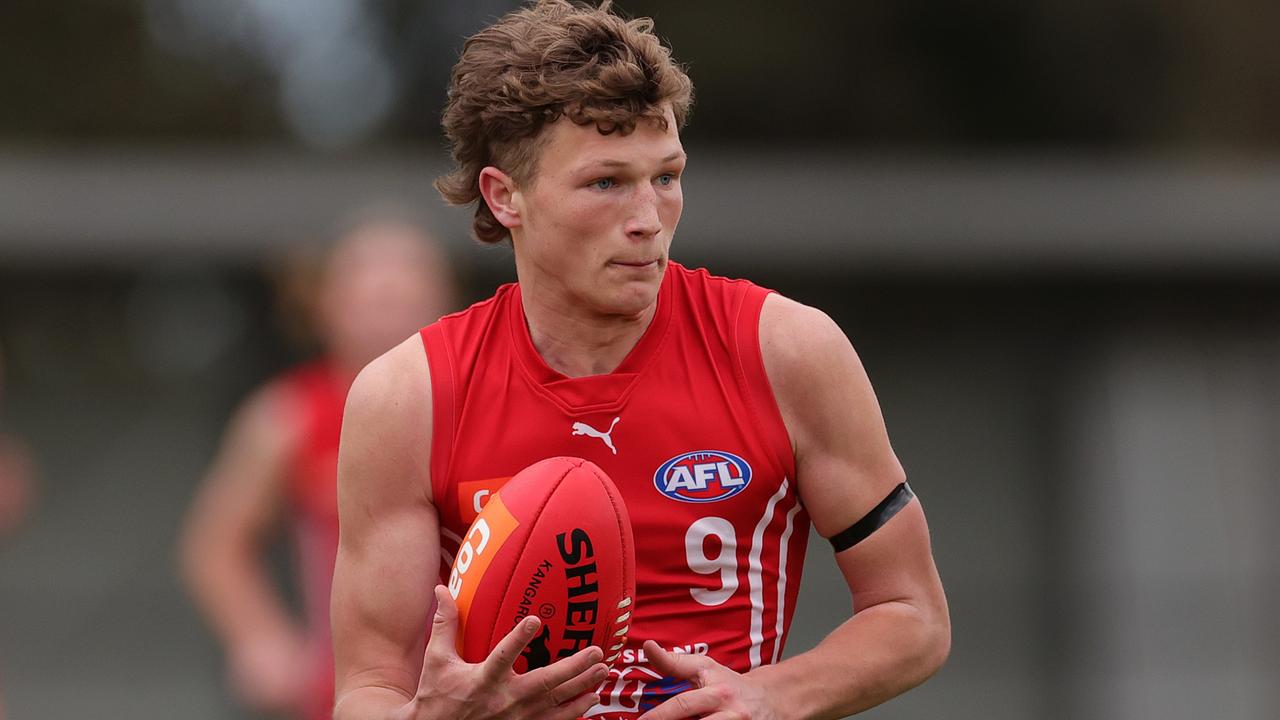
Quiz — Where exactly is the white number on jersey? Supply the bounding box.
[685,517,738,606]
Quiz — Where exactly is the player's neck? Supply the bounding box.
[520,288,656,379]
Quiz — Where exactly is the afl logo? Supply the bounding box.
[654,451,752,503]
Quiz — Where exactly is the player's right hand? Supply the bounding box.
[398,585,607,720]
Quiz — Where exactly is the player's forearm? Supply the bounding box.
[750,599,950,719]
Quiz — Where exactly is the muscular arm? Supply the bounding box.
[331,335,439,719]
[178,382,308,712]
[640,294,949,720]
[751,294,950,717]
[332,336,608,720]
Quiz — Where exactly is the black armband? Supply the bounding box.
[828,482,915,553]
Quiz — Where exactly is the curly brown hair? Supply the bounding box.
[435,0,694,244]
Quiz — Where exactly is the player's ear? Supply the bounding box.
[478,167,522,230]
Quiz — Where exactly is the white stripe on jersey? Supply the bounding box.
[771,500,803,664]
[748,477,789,669]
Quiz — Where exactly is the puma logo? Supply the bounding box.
[521,624,553,670]
[571,417,621,455]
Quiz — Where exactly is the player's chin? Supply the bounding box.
[599,281,661,317]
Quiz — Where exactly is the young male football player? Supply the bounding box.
[332,3,950,719]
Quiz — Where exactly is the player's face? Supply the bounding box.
[511,105,685,318]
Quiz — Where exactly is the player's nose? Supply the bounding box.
[624,182,662,240]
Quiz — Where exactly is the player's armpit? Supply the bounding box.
[332,335,439,718]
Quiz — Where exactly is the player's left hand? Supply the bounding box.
[636,640,783,720]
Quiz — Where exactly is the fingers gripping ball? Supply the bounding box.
[447,456,636,673]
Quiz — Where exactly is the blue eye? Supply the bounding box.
[656,174,674,186]
[592,178,615,190]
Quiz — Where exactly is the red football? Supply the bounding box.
[447,456,636,672]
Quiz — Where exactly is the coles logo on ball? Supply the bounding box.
[653,451,752,503]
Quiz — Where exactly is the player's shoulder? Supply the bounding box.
[761,293,846,348]
[759,293,855,393]
[663,262,847,359]
[344,335,432,434]
[338,334,434,506]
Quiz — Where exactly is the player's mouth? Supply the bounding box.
[610,258,660,269]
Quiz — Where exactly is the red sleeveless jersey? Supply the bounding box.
[278,360,349,720]
[421,263,811,719]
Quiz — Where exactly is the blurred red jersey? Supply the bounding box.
[422,262,810,719]
[278,361,348,720]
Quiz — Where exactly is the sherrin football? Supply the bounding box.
[447,456,636,672]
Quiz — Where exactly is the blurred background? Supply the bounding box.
[2,1,1279,718]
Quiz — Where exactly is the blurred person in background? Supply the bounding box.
[179,208,454,720]
[0,344,36,720]
[0,345,36,541]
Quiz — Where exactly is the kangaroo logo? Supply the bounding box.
[571,417,621,455]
